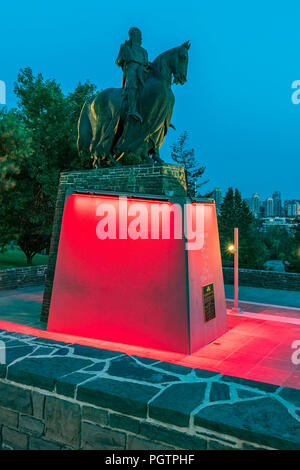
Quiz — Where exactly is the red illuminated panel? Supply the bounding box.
[187,203,227,352]
[47,194,189,353]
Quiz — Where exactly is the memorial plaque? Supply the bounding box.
[202,283,216,322]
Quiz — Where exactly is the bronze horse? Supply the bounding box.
[77,41,190,167]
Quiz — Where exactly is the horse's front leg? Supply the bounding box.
[108,154,122,166]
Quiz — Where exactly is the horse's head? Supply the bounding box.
[172,40,190,85]
[151,41,190,86]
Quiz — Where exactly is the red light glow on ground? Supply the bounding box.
[0,313,299,389]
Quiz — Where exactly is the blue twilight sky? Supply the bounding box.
[1,0,300,200]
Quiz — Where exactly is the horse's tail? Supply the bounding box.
[77,98,93,156]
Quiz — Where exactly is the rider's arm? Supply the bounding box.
[116,44,125,68]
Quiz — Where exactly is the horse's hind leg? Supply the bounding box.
[152,149,164,164]
[139,142,153,163]
[90,133,103,168]
[108,154,122,166]
[143,154,153,163]
[147,139,164,164]
[77,101,93,156]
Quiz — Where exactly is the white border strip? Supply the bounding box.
[227,310,300,325]
[226,298,300,311]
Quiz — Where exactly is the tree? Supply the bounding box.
[0,68,97,264]
[218,188,268,269]
[170,131,208,197]
[14,68,96,172]
[287,220,300,273]
[0,108,33,253]
[0,108,32,192]
[263,226,293,261]
[66,81,97,169]
[218,188,252,242]
[1,150,58,264]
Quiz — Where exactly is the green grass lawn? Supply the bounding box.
[0,247,48,269]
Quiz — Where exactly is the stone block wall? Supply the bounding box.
[0,386,275,451]
[223,267,300,291]
[40,164,187,322]
[1,265,299,295]
[0,265,47,291]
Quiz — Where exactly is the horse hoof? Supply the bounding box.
[153,154,164,164]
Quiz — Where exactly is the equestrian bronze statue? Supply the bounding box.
[77,28,190,167]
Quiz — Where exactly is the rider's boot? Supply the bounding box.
[127,88,143,122]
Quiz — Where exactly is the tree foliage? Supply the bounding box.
[218,188,268,269]
[0,108,32,192]
[0,68,97,264]
[287,220,300,272]
[170,131,208,197]
[0,108,33,252]
[262,226,294,262]
[66,81,97,169]
[14,68,96,171]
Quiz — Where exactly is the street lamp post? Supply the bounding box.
[229,227,243,314]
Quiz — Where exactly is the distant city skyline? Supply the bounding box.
[212,186,300,219]
[212,187,299,203]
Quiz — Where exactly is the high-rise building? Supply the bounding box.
[244,193,260,218]
[212,188,223,212]
[244,198,252,211]
[272,191,282,216]
[284,200,300,217]
[259,202,266,218]
[252,193,260,217]
[265,197,274,217]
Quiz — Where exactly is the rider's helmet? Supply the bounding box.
[129,27,142,43]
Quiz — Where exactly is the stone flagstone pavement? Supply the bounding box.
[0,286,299,388]
[0,328,299,449]
[0,286,299,448]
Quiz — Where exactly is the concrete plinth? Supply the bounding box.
[41,164,187,322]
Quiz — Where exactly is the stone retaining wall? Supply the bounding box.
[0,266,47,291]
[0,265,299,294]
[223,267,300,291]
[0,329,299,450]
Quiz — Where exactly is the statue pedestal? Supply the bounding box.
[41,164,187,322]
[44,167,227,354]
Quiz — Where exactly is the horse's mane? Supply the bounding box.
[151,46,180,72]
[148,45,183,84]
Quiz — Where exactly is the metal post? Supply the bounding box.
[231,227,242,314]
